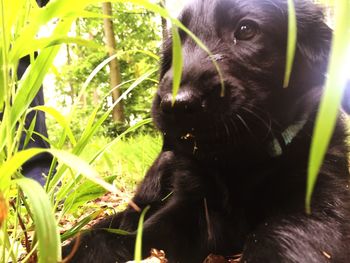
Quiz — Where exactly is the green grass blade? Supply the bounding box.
[11,46,60,126]
[115,0,225,95]
[60,210,103,241]
[32,105,77,146]
[15,178,61,263]
[0,147,122,197]
[0,0,10,112]
[284,0,297,88]
[134,205,150,262]
[171,25,183,104]
[56,118,152,203]
[68,53,121,118]
[2,0,22,42]
[9,0,99,62]
[0,50,4,112]
[87,118,152,165]
[49,149,121,195]
[100,228,131,235]
[71,69,156,158]
[22,112,37,149]
[63,175,116,213]
[306,0,350,213]
[14,36,101,60]
[0,148,43,190]
[112,49,160,61]
[10,18,73,139]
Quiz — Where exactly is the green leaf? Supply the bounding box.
[306,0,350,213]
[284,0,297,88]
[15,178,61,263]
[171,25,183,105]
[134,206,150,262]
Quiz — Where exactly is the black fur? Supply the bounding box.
[63,0,350,262]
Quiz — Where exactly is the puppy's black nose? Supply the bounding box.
[160,90,201,115]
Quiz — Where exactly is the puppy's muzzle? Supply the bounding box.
[160,90,202,116]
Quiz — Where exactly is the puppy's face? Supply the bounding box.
[152,0,331,156]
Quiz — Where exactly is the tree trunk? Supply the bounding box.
[102,2,125,123]
[65,44,75,103]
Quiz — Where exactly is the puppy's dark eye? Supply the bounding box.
[234,20,259,41]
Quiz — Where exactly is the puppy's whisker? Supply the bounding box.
[235,114,256,140]
[228,118,239,147]
[241,106,272,138]
[220,116,231,143]
[241,103,281,132]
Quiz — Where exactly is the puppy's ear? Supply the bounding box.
[295,4,332,84]
[297,21,332,73]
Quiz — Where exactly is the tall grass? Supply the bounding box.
[0,0,165,262]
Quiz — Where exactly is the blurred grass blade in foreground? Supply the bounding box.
[15,178,61,263]
[284,0,297,88]
[306,0,350,213]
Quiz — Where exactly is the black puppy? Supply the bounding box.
[63,0,350,262]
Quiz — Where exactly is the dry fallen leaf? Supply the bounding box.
[203,254,227,263]
[203,253,242,263]
[0,193,8,227]
[127,249,168,263]
[228,253,242,263]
